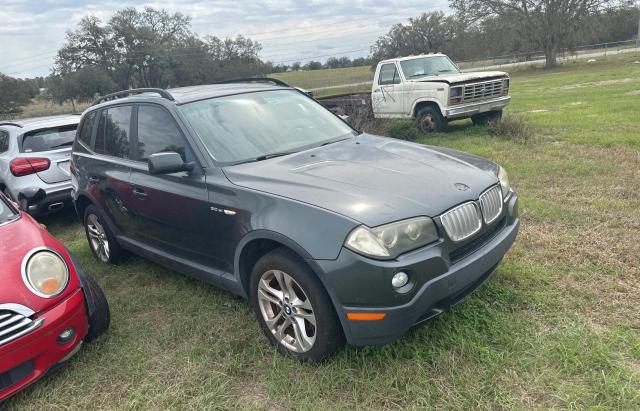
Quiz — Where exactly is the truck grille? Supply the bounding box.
[0,305,43,347]
[462,80,504,103]
[441,202,482,242]
[479,185,503,224]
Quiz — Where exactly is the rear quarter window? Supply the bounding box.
[77,111,97,148]
[21,125,77,153]
[0,130,9,153]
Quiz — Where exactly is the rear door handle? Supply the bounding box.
[132,188,148,199]
[88,176,100,184]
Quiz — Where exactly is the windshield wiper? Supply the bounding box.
[50,141,74,149]
[234,150,297,165]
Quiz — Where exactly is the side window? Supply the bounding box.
[137,105,188,162]
[77,111,96,147]
[0,130,8,153]
[95,106,131,159]
[379,64,400,85]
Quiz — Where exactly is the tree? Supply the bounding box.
[370,12,457,65]
[47,67,118,109]
[54,7,267,90]
[0,74,33,114]
[450,0,611,67]
[291,62,301,71]
[303,61,323,70]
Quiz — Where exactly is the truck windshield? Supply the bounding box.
[180,90,356,164]
[400,56,460,79]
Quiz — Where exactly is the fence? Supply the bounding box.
[458,39,640,71]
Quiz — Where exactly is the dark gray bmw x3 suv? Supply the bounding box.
[71,79,519,361]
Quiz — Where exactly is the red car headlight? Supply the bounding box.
[22,248,69,298]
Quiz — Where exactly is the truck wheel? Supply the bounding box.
[83,274,110,343]
[415,106,447,133]
[472,110,502,126]
[250,247,345,362]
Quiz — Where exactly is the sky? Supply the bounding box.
[0,0,449,79]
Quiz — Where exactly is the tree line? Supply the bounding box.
[1,2,638,114]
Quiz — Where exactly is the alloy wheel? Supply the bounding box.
[86,214,110,263]
[257,269,317,353]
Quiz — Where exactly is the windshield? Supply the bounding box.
[400,56,460,79]
[0,196,18,225]
[21,125,77,153]
[180,90,355,164]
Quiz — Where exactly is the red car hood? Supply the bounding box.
[0,213,80,313]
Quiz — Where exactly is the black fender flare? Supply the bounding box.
[65,248,98,318]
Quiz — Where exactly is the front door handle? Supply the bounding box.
[88,176,100,184]
[132,188,148,199]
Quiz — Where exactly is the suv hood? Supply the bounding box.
[223,134,499,227]
[408,71,507,85]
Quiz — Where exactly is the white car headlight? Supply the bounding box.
[22,249,69,298]
[345,217,439,259]
[498,165,511,199]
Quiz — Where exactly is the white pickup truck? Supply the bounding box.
[319,53,511,133]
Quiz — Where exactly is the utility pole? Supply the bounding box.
[637,17,640,51]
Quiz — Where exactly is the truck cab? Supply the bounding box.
[372,54,511,132]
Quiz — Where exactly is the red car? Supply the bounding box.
[0,188,109,402]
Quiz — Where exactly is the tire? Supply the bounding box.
[83,274,110,343]
[472,110,502,126]
[250,248,345,362]
[83,204,128,264]
[415,106,448,133]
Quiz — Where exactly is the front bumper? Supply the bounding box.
[444,96,511,120]
[316,193,519,347]
[0,288,89,401]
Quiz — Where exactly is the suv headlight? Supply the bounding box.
[345,217,439,259]
[497,165,510,199]
[22,249,69,298]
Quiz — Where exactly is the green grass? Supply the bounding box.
[5,55,640,410]
[271,65,372,90]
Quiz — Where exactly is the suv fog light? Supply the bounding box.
[391,272,409,288]
[57,327,75,344]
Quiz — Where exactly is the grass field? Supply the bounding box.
[5,55,640,410]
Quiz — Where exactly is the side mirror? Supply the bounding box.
[148,152,194,175]
[339,114,353,126]
[18,187,46,211]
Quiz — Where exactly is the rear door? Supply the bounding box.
[20,125,77,184]
[128,104,213,266]
[87,105,138,237]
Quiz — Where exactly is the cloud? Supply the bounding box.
[0,0,448,78]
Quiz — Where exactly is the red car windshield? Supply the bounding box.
[0,196,18,224]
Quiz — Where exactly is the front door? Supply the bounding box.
[128,104,213,267]
[372,63,403,116]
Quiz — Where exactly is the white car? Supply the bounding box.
[0,115,79,215]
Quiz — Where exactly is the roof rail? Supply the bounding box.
[0,122,23,128]
[213,77,291,88]
[92,88,174,106]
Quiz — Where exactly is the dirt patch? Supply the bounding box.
[625,90,640,96]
